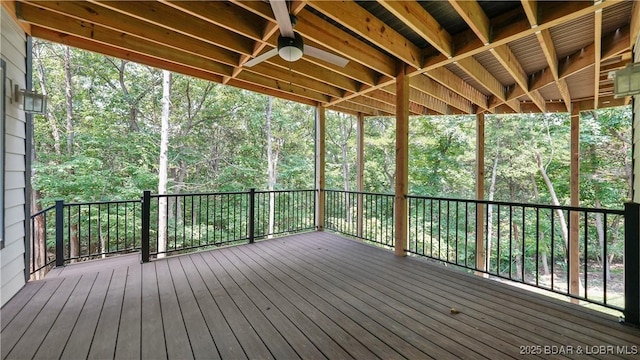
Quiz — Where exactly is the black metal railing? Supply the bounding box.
[27,188,640,324]
[29,199,143,277]
[324,189,394,247]
[30,205,56,276]
[142,189,315,259]
[406,195,627,311]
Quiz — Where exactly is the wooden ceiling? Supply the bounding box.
[6,0,640,116]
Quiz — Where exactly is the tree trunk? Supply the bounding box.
[531,173,550,276]
[534,151,569,248]
[63,46,79,262]
[513,222,522,280]
[486,142,499,272]
[33,43,61,156]
[266,97,278,237]
[64,46,74,155]
[157,70,171,258]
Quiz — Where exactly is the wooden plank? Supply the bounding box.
[227,245,375,359]
[357,113,365,239]
[278,237,541,358]
[0,279,62,358]
[166,257,220,359]
[140,262,167,359]
[395,65,409,256]
[521,0,538,26]
[307,0,423,69]
[239,241,416,358]
[308,233,640,345]
[34,273,98,359]
[378,0,453,57]
[316,106,326,231]
[179,255,247,360]
[427,67,489,110]
[87,266,128,359]
[60,269,113,359]
[299,234,636,354]
[476,112,486,271]
[114,264,142,359]
[155,259,193,359]
[450,0,491,44]
[569,103,580,299]
[200,251,299,359]
[0,281,45,330]
[255,239,462,358]
[6,276,81,359]
[213,249,328,359]
[190,252,273,359]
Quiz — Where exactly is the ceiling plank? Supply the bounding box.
[449,0,491,44]
[594,8,603,109]
[455,56,518,112]
[630,0,640,49]
[306,0,423,69]
[377,0,453,57]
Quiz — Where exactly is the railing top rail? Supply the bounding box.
[30,205,56,219]
[324,189,395,197]
[152,190,249,198]
[63,199,142,206]
[255,189,315,194]
[406,194,625,215]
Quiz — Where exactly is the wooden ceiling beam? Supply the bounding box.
[534,28,570,111]
[491,44,545,111]
[410,75,474,114]
[18,3,236,75]
[306,0,423,69]
[426,67,489,110]
[90,0,255,56]
[449,0,491,45]
[232,1,395,78]
[521,0,538,27]
[377,0,453,57]
[24,1,241,67]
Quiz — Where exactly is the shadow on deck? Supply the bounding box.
[2,232,639,359]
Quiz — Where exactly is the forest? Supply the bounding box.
[30,41,632,309]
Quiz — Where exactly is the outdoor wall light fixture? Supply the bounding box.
[612,62,640,98]
[14,85,47,114]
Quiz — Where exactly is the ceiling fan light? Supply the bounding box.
[278,32,304,62]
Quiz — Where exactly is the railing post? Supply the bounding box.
[249,188,255,244]
[624,202,640,325]
[141,190,151,263]
[55,200,64,267]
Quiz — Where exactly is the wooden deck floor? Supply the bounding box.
[2,232,640,359]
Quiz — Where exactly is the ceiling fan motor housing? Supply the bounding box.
[278,32,304,62]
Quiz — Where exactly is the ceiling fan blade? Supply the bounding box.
[304,45,349,68]
[270,0,294,38]
[244,48,279,67]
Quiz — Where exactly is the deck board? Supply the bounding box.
[3,231,640,360]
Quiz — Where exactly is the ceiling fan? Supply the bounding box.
[244,0,349,68]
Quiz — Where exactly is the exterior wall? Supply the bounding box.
[1,6,28,306]
[635,35,640,203]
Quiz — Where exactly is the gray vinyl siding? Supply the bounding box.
[1,6,28,306]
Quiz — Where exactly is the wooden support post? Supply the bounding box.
[356,113,365,240]
[315,105,326,231]
[475,112,486,272]
[569,103,580,300]
[394,65,409,257]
